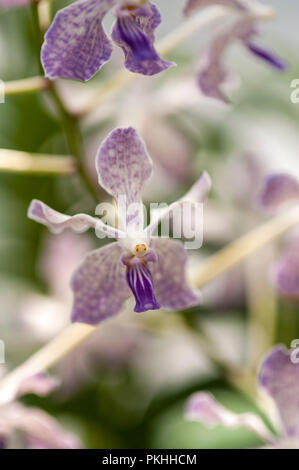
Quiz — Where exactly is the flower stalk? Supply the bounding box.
[4,76,50,96]
[0,149,76,175]
[191,205,299,288]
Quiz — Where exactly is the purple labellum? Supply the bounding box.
[116,15,158,62]
[124,256,160,313]
[247,42,286,71]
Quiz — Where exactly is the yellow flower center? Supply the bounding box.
[133,243,148,257]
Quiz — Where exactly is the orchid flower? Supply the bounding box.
[183,1,286,102]
[259,173,299,299]
[0,373,81,449]
[28,127,211,325]
[186,345,299,448]
[41,0,174,82]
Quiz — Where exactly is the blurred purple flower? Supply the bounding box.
[183,2,286,102]
[28,127,211,325]
[41,0,174,81]
[258,173,299,214]
[186,345,299,448]
[0,373,81,449]
[259,173,299,299]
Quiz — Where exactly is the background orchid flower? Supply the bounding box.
[258,173,299,300]
[41,0,175,81]
[186,345,299,448]
[183,2,286,102]
[0,373,81,449]
[28,127,211,325]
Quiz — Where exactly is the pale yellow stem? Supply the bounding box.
[0,150,76,175]
[0,205,299,403]
[37,0,51,32]
[4,77,50,96]
[244,245,278,372]
[192,205,299,288]
[0,324,95,404]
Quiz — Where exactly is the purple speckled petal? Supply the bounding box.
[71,242,130,325]
[41,0,116,81]
[96,127,153,231]
[274,237,299,299]
[151,238,199,310]
[247,43,286,71]
[183,0,244,16]
[258,174,299,213]
[259,345,299,439]
[28,199,122,239]
[17,374,60,398]
[111,3,175,76]
[146,171,211,236]
[186,392,275,444]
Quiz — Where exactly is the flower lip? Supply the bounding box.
[124,254,160,313]
[116,13,158,62]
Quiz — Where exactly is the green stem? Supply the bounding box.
[30,1,44,75]
[48,86,99,201]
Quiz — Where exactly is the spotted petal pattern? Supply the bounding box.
[151,238,199,310]
[111,3,175,75]
[41,0,116,81]
[186,392,275,444]
[259,345,299,439]
[96,127,153,230]
[71,242,130,325]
